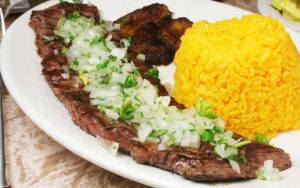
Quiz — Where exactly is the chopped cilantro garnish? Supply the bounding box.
[102,39,111,52]
[233,140,251,148]
[201,129,213,142]
[168,134,177,145]
[255,133,270,144]
[119,102,135,121]
[68,11,81,20]
[195,99,217,119]
[96,62,107,70]
[57,16,66,28]
[122,18,129,24]
[68,59,79,70]
[140,112,144,118]
[62,47,68,55]
[129,69,139,75]
[90,36,104,45]
[59,0,67,3]
[68,32,75,41]
[120,40,126,48]
[239,155,247,163]
[96,55,117,70]
[183,167,190,175]
[149,130,168,137]
[122,75,137,88]
[213,125,224,133]
[133,124,139,131]
[79,74,90,85]
[145,66,159,79]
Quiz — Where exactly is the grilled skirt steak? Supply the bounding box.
[29,2,291,182]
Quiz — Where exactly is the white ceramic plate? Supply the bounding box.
[1,0,300,187]
[257,0,300,32]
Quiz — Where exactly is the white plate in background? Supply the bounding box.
[257,0,300,32]
[1,0,300,187]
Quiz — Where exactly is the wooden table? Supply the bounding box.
[3,1,257,187]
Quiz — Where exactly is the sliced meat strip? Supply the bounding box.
[114,3,171,39]
[158,17,193,51]
[128,22,174,66]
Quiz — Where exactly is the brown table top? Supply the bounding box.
[3,0,257,187]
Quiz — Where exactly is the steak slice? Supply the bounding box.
[114,3,171,39]
[158,17,193,51]
[128,22,175,66]
[29,2,291,182]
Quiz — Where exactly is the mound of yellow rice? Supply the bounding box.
[173,14,300,139]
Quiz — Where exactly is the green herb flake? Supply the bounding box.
[133,124,140,131]
[122,75,138,88]
[57,16,66,28]
[120,40,126,48]
[119,101,135,121]
[129,69,139,75]
[227,154,238,161]
[68,59,79,70]
[109,119,117,125]
[68,11,81,20]
[102,39,111,52]
[62,47,68,55]
[168,134,177,145]
[140,112,144,118]
[96,55,117,70]
[122,18,129,24]
[213,125,224,133]
[239,155,247,163]
[195,99,217,119]
[255,133,270,144]
[59,0,67,3]
[201,129,213,142]
[128,37,132,43]
[183,167,190,175]
[145,66,159,79]
[99,20,105,25]
[68,32,75,41]
[149,130,168,137]
[90,36,104,45]
[233,140,251,148]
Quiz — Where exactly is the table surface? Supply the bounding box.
[3,0,257,187]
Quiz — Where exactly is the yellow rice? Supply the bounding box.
[173,14,300,139]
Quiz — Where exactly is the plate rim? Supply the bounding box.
[1,0,300,187]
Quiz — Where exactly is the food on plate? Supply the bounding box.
[29,2,291,182]
[114,4,193,66]
[128,22,175,66]
[173,14,300,139]
[114,3,171,39]
[271,0,300,21]
[158,17,193,51]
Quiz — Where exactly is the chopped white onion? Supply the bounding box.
[229,159,241,174]
[256,160,281,181]
[138,124,153,142]
[158,143,167,151]
[53,49,59,55]
[137,53,146,61]
[104,109,119,120]
[54,13,251,158]
[96,136,119,156]
[61,73,70,79]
